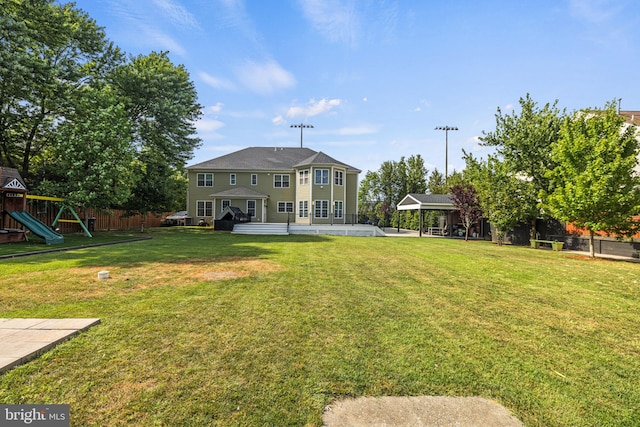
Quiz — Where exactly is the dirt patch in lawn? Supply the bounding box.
[0,257,279,309]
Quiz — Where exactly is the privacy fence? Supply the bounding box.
[13,198,171,233]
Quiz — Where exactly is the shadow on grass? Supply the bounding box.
[0,227,330,268]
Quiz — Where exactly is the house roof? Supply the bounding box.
[397,193,454,211]
[294,151,361,172]
[620,110,640,125]
[0,167,27,192]
[187,147,360,173]
[209,187,268,198]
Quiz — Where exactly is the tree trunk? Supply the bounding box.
[530,217,537,241]
[589,229,595,258]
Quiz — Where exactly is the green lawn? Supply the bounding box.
[1,228,639,426]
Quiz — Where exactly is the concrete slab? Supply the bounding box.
[322,396,524,427]
[0,318,100,374]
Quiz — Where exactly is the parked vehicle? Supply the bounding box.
[160,211,192,226]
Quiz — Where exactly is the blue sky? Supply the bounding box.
[71,0,640,175]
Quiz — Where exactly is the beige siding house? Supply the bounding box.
[186,147,360,225]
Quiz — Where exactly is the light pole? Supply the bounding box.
[291,123,314,148]
[435,126,458,181]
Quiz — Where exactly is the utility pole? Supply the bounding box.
[291,123,314,148]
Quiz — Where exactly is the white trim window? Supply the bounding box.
[221,199,231,211]
[334,200,343,219]
[315,169,329,185]
[314,200,329,218]
[230,173,236,185]
[298,169,309,185]
[274,174,290,188]
[277,201,294,213]
[298,200,308,218]
[197,173,213,187]
[334,170,343,186]
[251,174,258,186]
[196,200,213,217]
[247,200,256,217]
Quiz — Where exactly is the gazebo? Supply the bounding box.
[396,193,456,237]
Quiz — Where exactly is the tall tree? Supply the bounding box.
[541,102,640,257]
[36,86,134,210]
[464,152,535,245]
[427,169,445,194]
[110,51,202,219]
[480,94,563,238]
[0,0,121,181]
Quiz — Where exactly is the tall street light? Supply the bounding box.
[435,126,458,182]
[291,123,314,148]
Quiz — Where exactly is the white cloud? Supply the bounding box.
[298,0,360,46]
[195,104,225,136]
[286,98,342,118]
[198,71,236,91]
[147,29,187,56]
[152,0,200,28]
[236,60,296,95]
[272,115,286,125]
[205,102,224,114]
[569,0,618,24]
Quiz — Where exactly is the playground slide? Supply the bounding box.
[8,211,64,244]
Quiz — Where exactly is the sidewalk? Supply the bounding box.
[0,318,100,374]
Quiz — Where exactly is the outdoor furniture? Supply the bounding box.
[427,227,443,236]
[530,239,564,251]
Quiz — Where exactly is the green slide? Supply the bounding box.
[8,211,64,244]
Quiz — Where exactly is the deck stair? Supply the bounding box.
[231,223,289,235]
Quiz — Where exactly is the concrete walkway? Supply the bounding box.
[0,318,100,374]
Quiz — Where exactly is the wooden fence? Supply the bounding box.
[5,199,171,233]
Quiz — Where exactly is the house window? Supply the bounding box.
[315,169,329,185]
[299,170,309,185]
[251,174,258,186]
[196,200,213,217]
[230,173,236,185]
[221,200,231,211]
[314,200,329,218]
[274,174,290,188]
[247,200,256,217]
[278,201,294,213]
[334,200,343,219]
[197,173,213,187]
[298,200,308,218]
[334,170,343,186]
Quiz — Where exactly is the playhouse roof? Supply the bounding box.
[0,167,27,192]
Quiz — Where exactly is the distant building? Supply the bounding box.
[186,147,361,225]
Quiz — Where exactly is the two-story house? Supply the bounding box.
[186,147,361,225]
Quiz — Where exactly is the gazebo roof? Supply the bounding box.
[397,193,454,211]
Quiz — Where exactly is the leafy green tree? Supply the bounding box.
[35,87,135,210]
[0,0,121,181]
[427,169,446,194]
[480,94,563,238]
[541,102,640,257]
[110,51,202,219]
[464,152,535,245]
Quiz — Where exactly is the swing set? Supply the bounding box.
[25,195,93,237]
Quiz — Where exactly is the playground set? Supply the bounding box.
[0,167,91,245]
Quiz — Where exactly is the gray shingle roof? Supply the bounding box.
[187,147,360,172]
[209,187,268,198]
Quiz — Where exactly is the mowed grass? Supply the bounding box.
[0,227,639,426]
